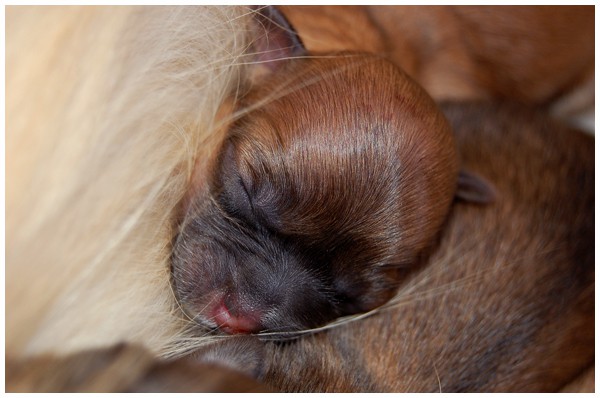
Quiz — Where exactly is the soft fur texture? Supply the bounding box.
[171,55,460,335]
[257,102,594,392]
[170,4,593,339]
[280,5,594,118]
[6,6,594,393]
[6,343,270,393]
[6,5,253,357]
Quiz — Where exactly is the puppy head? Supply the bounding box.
[172,53,459,335]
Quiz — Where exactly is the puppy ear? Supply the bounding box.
[455,170,497,204]
[250,5,306,72]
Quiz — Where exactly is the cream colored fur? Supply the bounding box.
[6,6,252,358]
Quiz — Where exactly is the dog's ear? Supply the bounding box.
[249,6,306,72]
[455,170,497,204]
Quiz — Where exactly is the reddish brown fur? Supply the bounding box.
[8,6,593,392]
[173,5,595,337]
[229,56,458,271]
[255,102,594,392]
[280,6,594,111]
[173,6,593,391]
[172,55,459,334]
[172,5,592,374]
[9,103,593,393]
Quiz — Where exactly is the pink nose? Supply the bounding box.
[211,301,261,334]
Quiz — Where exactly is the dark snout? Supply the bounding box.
[172,208,339,335]
[211,244,340,335]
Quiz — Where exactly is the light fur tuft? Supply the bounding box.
[6,6,253,358]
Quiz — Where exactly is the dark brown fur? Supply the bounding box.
[9,102,593,393]
[171,5,592,337]
[6,343,271,393]
[172,55,460,334]
[8,6,593,393]
[256,102,594,392]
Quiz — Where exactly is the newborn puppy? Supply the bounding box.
[279,6,594,116]
[260,101,594,392]
[171,7,490,335]
[172,54,460,334]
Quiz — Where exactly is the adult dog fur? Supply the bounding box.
[9,102,593,392]
[6,5,254,358]
[6,5,594,392]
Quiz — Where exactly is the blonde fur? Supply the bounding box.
[7,4,594,367]
[6,6,253,358]
[5,7,594,392]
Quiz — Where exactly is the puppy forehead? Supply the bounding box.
[225,54,455,196]
[238,56,438,140]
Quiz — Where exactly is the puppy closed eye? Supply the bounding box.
[216,142,282,230]
[218,140,293,233]
[216,142,255,221]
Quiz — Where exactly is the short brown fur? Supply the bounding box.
[280,6,594,114]
[258,102,594,392]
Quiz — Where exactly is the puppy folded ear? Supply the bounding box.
[455,170,497,204]
[249,6,306,74]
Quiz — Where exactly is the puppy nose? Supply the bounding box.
[211,299,261,334]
